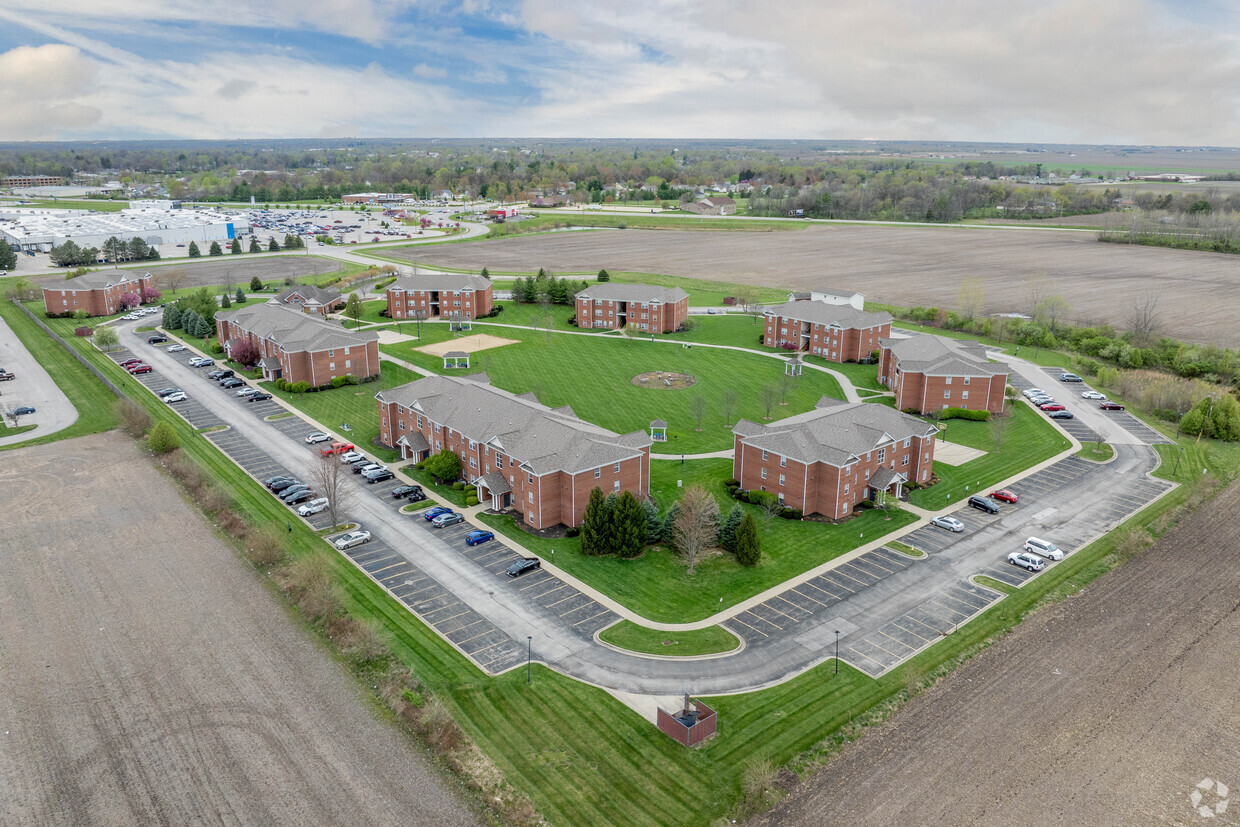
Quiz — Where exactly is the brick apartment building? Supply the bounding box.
[574,283,689,333]
[376,374,652,529]
[878,334,1009,415]
[215,303,379,386]
[42,270,153,317]
[763,301,892,362]
[385,273,494,321]
[269,284,343,316]
[733,399,938,521]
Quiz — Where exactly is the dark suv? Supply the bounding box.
[206,369,234,381]
[968,495,1001,514]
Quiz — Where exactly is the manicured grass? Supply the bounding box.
[382,327,846,453]
[21,199,128,211]
[399,464,469,507]
[665,314,780,348]
[340,299,392,328]
[0,302,118,450]
[909,403,1065,508]
[1077,442,1114,462]
[807,357,884,391]
[606,271,788,307]
[599,621,741,656]
[264,362,422,462]
[0,423,36,438]
[480,301,580,332]
[479,457,918,622]
[399,499,435,513]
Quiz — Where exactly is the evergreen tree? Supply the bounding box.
[522,276,538,303]
[249,275,263,291]
[179,308,199,334]
[643,500,662,544]
[611,491,646,559]
[735,513,761,566]
[268,238,280,251]
[220,290,232,308]
[720,504,745,552]
[580,487,610,556]
[187,241,201,258]
[147,248,161,261]
[249,238,261,253]
[235,287,247,303]
[661,502,680,548]
[0,242,16,272]
[597,268,610,282]
[162,304,182,330]
[230,238,242,254]
[480,266,489,279]
[208,241,223,256]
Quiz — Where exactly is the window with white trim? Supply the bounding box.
[613,462,620,473]
[780,456,786,467]
[595,467,601,478]
[778,474,785,486]
[945,376,952,384]
[761,468,767,479]
[963,376,970,385]
[613,481,620,492]
[469,457,476,468]
[844,483,850,495]
[944,390,951,399]
[761,450,768,461]
[962,391,969,400]
[528,491,534,503]
[902,455,909,466]
[877,447,885,464]
[904,437,911,448]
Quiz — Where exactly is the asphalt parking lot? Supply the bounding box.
[1007,372,1102,443]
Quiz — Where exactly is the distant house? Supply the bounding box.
[733,399,938,520]
[786,288,865,310]
[574,283,689,333]
[878,334,1009,415]
[216,303,379,386]
[42,270,153,317]
[385,273,494,321]
[269,284,343,316]
[682,196,737,216]
[763,301,891,362]
[375,373,652,528]
[530,196,566,208]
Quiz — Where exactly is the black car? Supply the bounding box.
[351,460,374,474]
[967,494,1001,514]
[156,387,182,398]
[284,488,315,504]
[270,478,302,493]
[406,490,428,503]
[247,391,273,402]
[206,369,231,380]
[280,485,312,501]
[506,557,541,577]
[1049,410,1075,419]
[391,485,424,499]
[264,474,295,488]
[220,377,245,388]
[365,469,395,484]
[147,334,168,344]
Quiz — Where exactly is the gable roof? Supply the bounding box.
[376,374,651,475]
[766,301,890,329]
[273,284,341,307]
[734,402,936,467]
[57,270,149,291]
[216,303,377,353]
[576,282,688,304]
[701,196,735,207]
[881,333,1007,377]
[388,273,493,293]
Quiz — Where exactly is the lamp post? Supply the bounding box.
[834,630,840,675]
[527,635,532,684]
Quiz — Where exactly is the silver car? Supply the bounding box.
[930,515,965,533]
[1007,551,1046,572]
[333,530,371,549]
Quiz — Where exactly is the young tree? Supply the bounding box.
[156,268,188,295]
[611,491,647,559]
[235,287,247,304]
[230,238,242,254]
[220,290,232,308]
[102,236,125,263]
[249,275,263,292]
[148,421,180,454]
[761,383,779,419]
[310,453,355,531]
[579,486,611,556]
[92,326,119,349]
[990,399,1011,453]
[480,266,489,279]
[720,388,739,426]
[0,241,16,272]
[268,238,280,251]
[642,500,663,544]
[231,339,260,366]
[720,503,744,552]
[690,394,707,430]
[597,268,610,282]
[249,238,261,253]
[187,241,201,258]
[162,304,182,330]
[734,512,761,566]
[957,276,985,321]
[208,241,223,256]
[671,485,719,574]
[423,448,461,483]
[345,292,364,326]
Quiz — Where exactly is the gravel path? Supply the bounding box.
[753,478,1240,826]
[0,432,478,826]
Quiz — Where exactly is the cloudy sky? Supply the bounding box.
[1,0,1238,145]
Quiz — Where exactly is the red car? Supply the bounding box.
[1099,402,1125,411]
[990,489,1019,504]
[1039,403,1066,412]
[320,441,355,456]
[127,363,153,374]
[119,358,143,367]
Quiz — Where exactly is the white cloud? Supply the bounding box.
[413,63,449,79]
[0,45,102,139]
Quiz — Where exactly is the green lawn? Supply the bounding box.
[0,423,36,438]
[598,621,741,656]
[21,199,127,211]
[382,327,846,454]
[480,457,918,622]
[399,464,469,506]
[807,357,884,391]
[265,362,423,462]
[341,299,392,328]
[909,403,1065,508]
[664,314,778,348]
[1077,442,1114,462]
[479,301,581,332]
[606,271,788,307]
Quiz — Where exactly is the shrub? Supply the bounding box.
[565,526,580,538]
[115,398,151,438]
[452,481,465,490]
[465,495,479,507]
[275,378,287,391]
[936,407,990,421]
[246,524,285,568]
[290,381,310,394]
[725,478,740,487]
[331,376,348,389]
[735,513,761,566]
[147,421,180,454]
[211,342,224,354]
[463,484,476,494]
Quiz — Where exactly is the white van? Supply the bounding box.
[1024,537,1064,561]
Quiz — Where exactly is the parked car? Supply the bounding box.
[236,386,259,397]
[119,358,143,367]
[127,364,153,374]
[156,387,182,398]
[506,557,541,577]
[333,530,372,550]
[465,529,494,546]
[220,377,245,389]
[247,391,273,402]
[1039,403,1066,412]
[206,369,232,380]
[9,406,36,415]
[1049,410,1075,419]
[1060,372,1083,382]
[164,392,187,403]
[990,489,1019,504]
[405,490,428,502]
[1024,537,1064,561]
[1099,402,1126,411]
[280,485,312,502]
[0,371,14,381]
[270,478,302,493]
[320,441,355,456]
[354,462,382,476]
[1007,551,1046,572]
[431,511,465,528]
[364,468,394,484]
[284,488,316,505]
[147,334,168,344]
[391,485,423,499]
[264,474,294,487]
[424,506,454,522]
[930,515,964,533]
[1022,388,1044,398]
[297,497,330,516]
[1081,391,1106,400]
[967,495,1000,514]
[167,344,186,353]
[305,431,332,444]
[189,357,213,367]
[339,450,366,464]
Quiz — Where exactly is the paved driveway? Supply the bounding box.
[0,316,78,445]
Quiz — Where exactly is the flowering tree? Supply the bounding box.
[119,292,140,310]
[230,339,260,366]
[141,286,162,303]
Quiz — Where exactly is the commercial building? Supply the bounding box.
[385,273,494,320]
[215,303,379,386]
[763,301,891,362]
[733,399,938,520]
[878,334,1009,414]
[2,175,64,188]
[0,205,249,253]
[42,271,153,317]
[376,374,652,529]
[574,283,689,333]
[681,196,737,215]
[786,288,865,310]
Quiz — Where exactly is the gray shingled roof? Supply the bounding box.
[216,303,377,354]
[881,333,1007,377]
[734,402,936,467]
[273,284,341,307]
[476,470,511,495]
[576,282,688,305]
[396,431,430,453]
[58,270,148,291]
[376,375,651,475]
[389,273,492,293]
[766,301,891,329]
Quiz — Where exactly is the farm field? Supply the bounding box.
[757,475,1240,826]
[407,225,1240,348]
[25,254,354,292]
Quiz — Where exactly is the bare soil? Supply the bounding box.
[415,332,520,357]
[409,227,1240,347]
[632,371,697,389]
[753,479,1240,826]
[30,255,345,291]
[0,432,478,826]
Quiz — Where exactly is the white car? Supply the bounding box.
[122,314,139,321]
[333,530,371,549]
[930,515,965,533]
[1022,388,1044,398]
[236,386,258,397]
[1007,552,1046,572]
[297,497,330,516]
[164,392,187,403]
[1081,390,1106,400]
[339,450,366,463]
[167,344,186,352]
[305,431,331,444]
